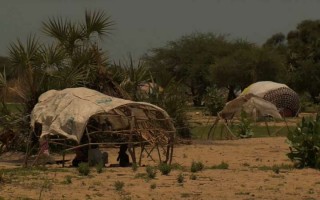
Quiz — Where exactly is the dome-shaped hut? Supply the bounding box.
[240,81,300,117]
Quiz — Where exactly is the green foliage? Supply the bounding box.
[140,79,191,138]
[114,181,124,191]
[145,32,231,106]
[203,85,226,115]
[145,166,157,179]
[209,161,229,169]
[190,161,204,173]
[110,60,192,137]
[161,83,191,138]
[131,163,138,172]
[3,10,116,152]
[0,167,43,177]
[78,163,90,176]
[95,161,104,173]
[263,33,286,49]
[112,54,150,101]
[192,123,293,140]
[287,20,320,102]
[189,173,197,180]
[236,111,254,138]
[287,115,320,169]
[211,41,286,99]
[150,183,156,189]
[177,173,184,183]
[134,173,147,179]
[62,175,72,184]
[170,163,186,171]
[158,163,172,175]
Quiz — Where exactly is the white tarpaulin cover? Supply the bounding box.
[241,81,288,97]
[31,87,171,143]
[240,81,300,117]
[219,93,282,120]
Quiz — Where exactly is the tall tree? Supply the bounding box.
[6,10,121,113]
[286,20,320,102]
[145,32,231,106]
[263,33,286,48]
[211,42,286,100]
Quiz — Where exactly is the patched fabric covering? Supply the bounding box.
[263,87,300,116]
[241,81,300,117]
[219,94,282,120]
[30,87,171,143]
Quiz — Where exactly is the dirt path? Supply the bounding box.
[1,137,319,200]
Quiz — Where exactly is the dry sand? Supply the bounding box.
[1,137,320,200]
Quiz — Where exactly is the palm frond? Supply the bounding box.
[117,54,151,100]
[9,35,40,74]
[42,17,70,43]
[65,23,83,54]
[0,67,7,88]
[83,10,114,39]
[57,65,90,88]
[39,43,66,70]
[71,45,95,69]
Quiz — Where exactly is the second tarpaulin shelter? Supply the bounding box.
[240,81,300,117]
[207,93,283,139]
[30,87,176,165]
[219,93,283,121]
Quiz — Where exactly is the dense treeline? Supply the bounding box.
[1,11,320,141]
[2,19,320,105]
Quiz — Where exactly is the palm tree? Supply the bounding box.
[2,10,126,152]
[8,10,128,111]
[113,54,151,101]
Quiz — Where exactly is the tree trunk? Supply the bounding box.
[191,86,202,106]
[227,85,236,101]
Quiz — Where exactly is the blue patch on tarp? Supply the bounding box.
[66,117,75,133]
[96,98,112,104]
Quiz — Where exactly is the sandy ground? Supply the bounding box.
[1,137,320,200]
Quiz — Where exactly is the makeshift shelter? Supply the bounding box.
[240,81,300,117]
[207,93,283,139]
[219,93,283,120]
[30,87,176,165]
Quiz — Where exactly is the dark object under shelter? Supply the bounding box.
[29,87,176,166]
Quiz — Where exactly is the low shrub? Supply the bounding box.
[210,161,229,169]
[287,115,320,169]
[236,111,254,138]
[146,166,157,179]
[95,161,104,174]
[191,161,204,173]
[150,183,156,189]
[114,181,124,191]
[131,163,138,172]
[78,163,90,176]
[177,173,184,183]
[63,175,72,184]
[189,173,197,180]
[158,163,172,175]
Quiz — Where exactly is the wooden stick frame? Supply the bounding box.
[207,114,286,140]
[31,104,176,167]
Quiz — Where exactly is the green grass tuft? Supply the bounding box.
[114,181,124,191]
[209,161,229,170]
[78,163,90,176]
[191,161,204,172]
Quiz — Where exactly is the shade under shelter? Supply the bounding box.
[30,87,176,165]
